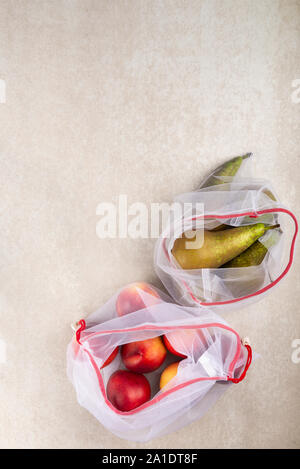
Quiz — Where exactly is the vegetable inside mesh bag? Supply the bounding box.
[67,284,252,442]
[154,155,298,313]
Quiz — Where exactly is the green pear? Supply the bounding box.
[221,228,282,268]
[199,153,251,188]
[172,223,280,270]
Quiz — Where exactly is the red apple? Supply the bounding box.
[121,337,167,373]
[116,282,160,316]
[107,370,151,411]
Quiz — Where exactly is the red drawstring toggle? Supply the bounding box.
[75,319,86,345]
[228,344,252,384]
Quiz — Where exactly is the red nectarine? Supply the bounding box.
[163,329,208,359]
[107,370,151,411]
[101,347,119,369]
[121,337,167,373]
[163,335,187,358]
[72,333,119,369]
[116,282,160,316]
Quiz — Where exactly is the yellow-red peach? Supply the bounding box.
[160,362,180,389]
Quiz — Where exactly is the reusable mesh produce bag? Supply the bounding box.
[67,284,252,442]
[154,155,298,313]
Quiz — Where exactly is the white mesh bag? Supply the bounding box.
[67,284,252,442]
[154,155,297,313]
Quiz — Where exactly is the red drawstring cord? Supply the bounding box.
[75,319,86,345]
[228,344,252,384]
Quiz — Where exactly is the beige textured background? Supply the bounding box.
[0,0,300,449]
